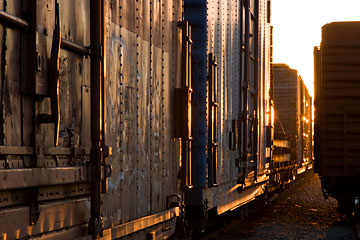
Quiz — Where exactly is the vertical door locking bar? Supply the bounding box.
[89,0,112,237]
[175,20,193,190]
[208,54,218,187]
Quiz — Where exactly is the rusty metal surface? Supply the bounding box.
[102,0,182,232]
[0,0,94,238]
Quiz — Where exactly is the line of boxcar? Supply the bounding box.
[314,21,360,214]
[0,0,312,239]
[270,64,313,192]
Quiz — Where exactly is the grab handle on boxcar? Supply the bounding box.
[47,0,61,147]
[38,1,61,147]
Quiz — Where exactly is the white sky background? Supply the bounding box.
[271,0,360,96]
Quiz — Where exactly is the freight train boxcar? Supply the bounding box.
[184,0,272,227]
[314,21,360,213]
[0,0,274,239]
[0,0,184,239]
[272,64,313,177]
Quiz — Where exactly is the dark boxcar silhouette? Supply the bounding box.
[315,21,360,214]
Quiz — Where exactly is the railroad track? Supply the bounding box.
[201,173,358,240]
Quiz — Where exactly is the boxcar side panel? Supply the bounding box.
[0,1,183,239]
[185,0,271,213]
[0,0,92,238]
[103,0,182,233]
[318,22,360,177]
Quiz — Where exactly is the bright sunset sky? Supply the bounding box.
[271,0,360,97]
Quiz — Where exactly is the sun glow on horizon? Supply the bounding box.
[271,0,360,97]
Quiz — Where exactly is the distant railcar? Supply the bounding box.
[314,21,360,213]
[271,64,313,188]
